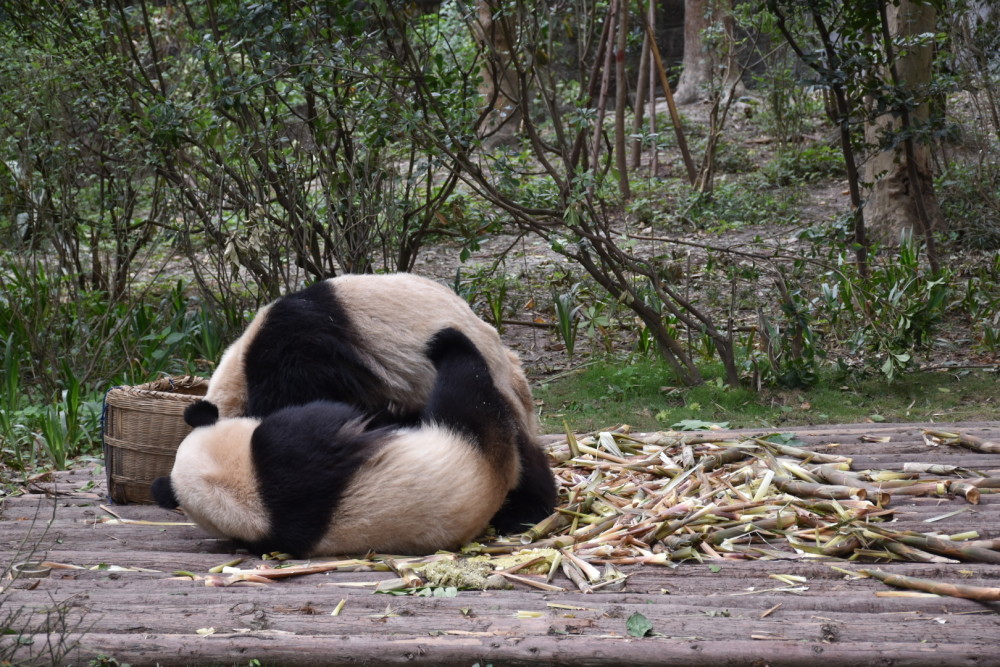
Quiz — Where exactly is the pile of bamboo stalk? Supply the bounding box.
[472,427,1000,590]
[184,427,999,598]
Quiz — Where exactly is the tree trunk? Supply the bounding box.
[674,0,737,105]
[863,0,944,246]
[475,0,522,148]
[614,0,630,198]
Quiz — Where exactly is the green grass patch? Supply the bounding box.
[535,358,1000,433]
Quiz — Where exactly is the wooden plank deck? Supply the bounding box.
[3,421,1000,666]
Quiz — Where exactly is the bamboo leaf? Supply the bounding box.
[626,612,654,638]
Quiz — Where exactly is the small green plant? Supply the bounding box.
[953,250,1000,352]
[749,272,819,389]
[482,273,509,331]
[578,302,617,354]
[459,268,512,332]
[553,284,582,358]
[0,335,23,470]
[37,367,99,471]
[88,655,130,667]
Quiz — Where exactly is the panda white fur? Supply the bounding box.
[152,328,520,557]
[199,272,555,534]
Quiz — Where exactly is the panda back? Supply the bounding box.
[332,274,534,421]
[243,281,387,417]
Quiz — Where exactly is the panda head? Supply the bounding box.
[151,400,223,510]
[152,414,269,544]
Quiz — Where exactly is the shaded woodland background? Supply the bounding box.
[0,0,998,470]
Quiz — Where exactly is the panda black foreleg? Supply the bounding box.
[489,432,558,534]
[423,328,519,465]
[426,327,558,534]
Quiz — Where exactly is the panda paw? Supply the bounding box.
[184,400,220,428]
[426,327,478,366]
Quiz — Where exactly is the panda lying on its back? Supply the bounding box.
[152,328,520,557]
[201,273,555,534]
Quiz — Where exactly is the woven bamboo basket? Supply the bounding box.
[103,375,209,504]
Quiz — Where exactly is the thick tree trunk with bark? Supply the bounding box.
[475,0,523,148]
[674,0,738,105]
[863,0,944,246]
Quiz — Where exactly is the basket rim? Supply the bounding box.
[106,375,209,398]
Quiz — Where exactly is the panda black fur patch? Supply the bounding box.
[423,327,517,469]
[184,400,220,428]
[243,281,387,419]
[151,476,179,509]
[242,328,523,557]
[426,330,557,533]
[249,401,386,556]
[490,433,557,534]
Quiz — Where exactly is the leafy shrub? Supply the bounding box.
[763,144,846,187]
[936,161,1000,250]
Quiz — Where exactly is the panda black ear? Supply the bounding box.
[184,400,220,428]
[151,476,179,509]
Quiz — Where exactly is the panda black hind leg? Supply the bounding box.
[425,327,556,534]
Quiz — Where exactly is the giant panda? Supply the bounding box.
[151,328,521,557]
[200,272,554,534]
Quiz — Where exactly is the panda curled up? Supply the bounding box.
[153,327,526,557]
[152,273,557,556]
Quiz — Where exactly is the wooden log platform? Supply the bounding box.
[2,421,1000,666]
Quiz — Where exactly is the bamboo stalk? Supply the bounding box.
[892,535,1000,564]
[753,439,852,464]
[924,429,1000,453]
[707,513,797,546]
[949,481,981,504]
[773,476,867,500]
[560,557,593,593]
[653,503,718,541]
[819,534,862,558]
[902,462,958,474]
[902,462,985,477]
[884,541,959,564]
[814,465,891,505]
[878,481,948,497]
[958,477,1000,489]
[520,511,572,544]
[499,571,565,592]
[866,526,1000,564]
[702,447,754,472]
[862,569,1000,601]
